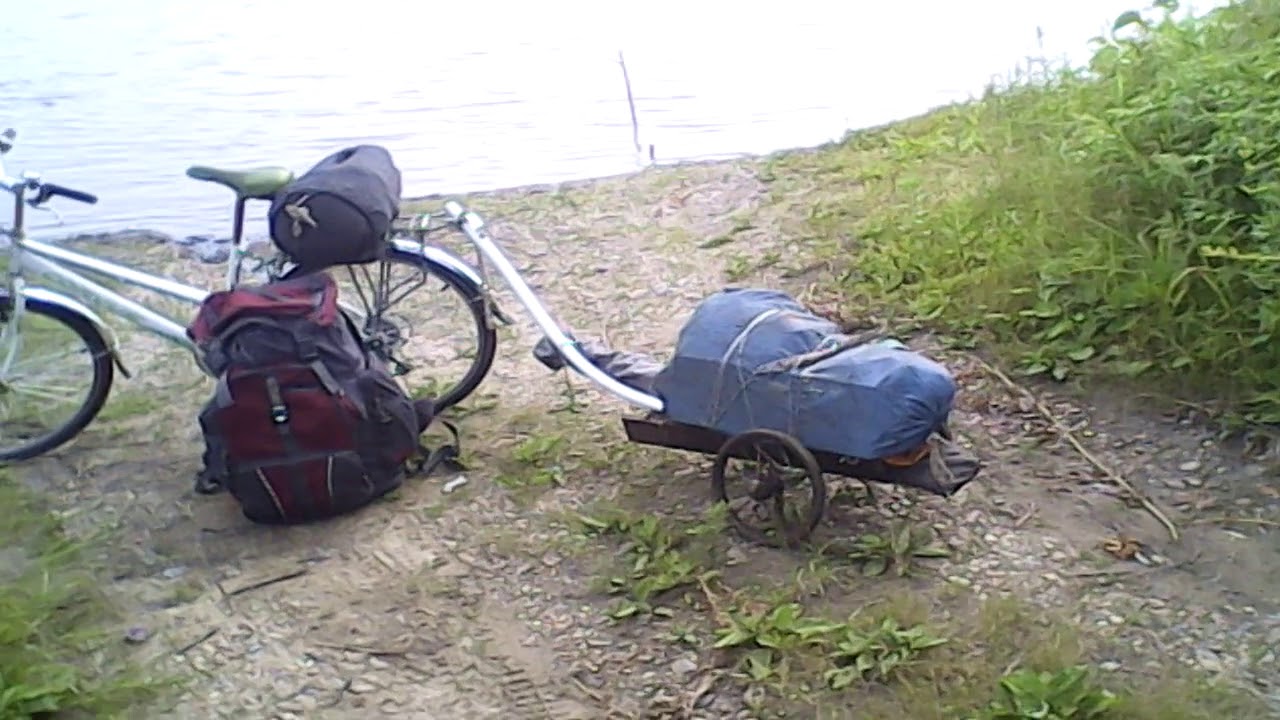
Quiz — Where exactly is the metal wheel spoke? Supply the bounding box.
[712,430,828,549]
[0,300,113,461]
[344,265,377,317]
[303,249,496,413]
[8,345,90,370]
[8,380,88,401]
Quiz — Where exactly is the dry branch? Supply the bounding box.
[975,357,1180,541]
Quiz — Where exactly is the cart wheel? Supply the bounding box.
[711,429,827,548]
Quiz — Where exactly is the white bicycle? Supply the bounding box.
[0,129,508,462]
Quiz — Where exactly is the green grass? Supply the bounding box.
[710,589,1271,720]
[0,475,171,719]
[771,0,1280,427]
[568,507,1271,720]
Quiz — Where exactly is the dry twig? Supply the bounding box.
[617,51,642,158]
[1190,516,1280,528]
[682,670,721,716]
[174,628,218,656]
[975,357,1180,541]
[696,575,728,624]
[217,566,309,597]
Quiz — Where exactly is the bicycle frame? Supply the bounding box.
[0,131,662,413]
[3,208,488,390]
[440,201,666,413]
[12,236,211,344]
[4,229,492,374]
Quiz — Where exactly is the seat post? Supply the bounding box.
[224,196,251,289]
[231,196,247,246]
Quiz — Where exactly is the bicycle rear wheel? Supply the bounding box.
[0,295,115,461]
[309,251,498,412]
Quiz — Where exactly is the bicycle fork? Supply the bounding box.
[0,276,27,380]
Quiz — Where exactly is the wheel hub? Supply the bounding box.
[363,315,406,352]
[362,314,414,376]
[748,467,784,501]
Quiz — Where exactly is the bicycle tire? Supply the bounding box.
[0,295,115,462]
[288,250,498,412]
[386,248,497,411]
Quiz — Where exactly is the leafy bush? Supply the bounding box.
[973,666,1117,720]
[805,0,1280,422]
[824,616,947,688]
[710,601,948,689]
[575,508,723,619]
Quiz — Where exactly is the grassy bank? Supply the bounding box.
[0,475,168,719]
[770,0,1280,426]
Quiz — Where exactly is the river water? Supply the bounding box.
[0,0,1218,239]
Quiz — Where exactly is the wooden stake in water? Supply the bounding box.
[618,51,644,161]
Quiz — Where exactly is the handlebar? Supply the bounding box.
[0,128,98,208]
[33,182,98,205]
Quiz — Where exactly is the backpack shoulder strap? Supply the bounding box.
[409,419,466,478]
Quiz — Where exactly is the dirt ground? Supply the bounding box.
[11,160,1280,718]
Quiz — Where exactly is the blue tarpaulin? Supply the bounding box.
[651,288,956,460]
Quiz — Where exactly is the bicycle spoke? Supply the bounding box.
[8,345,90,370]
[0,328,22,377]
[0,301,110,460]
[318,252,495,412]
[344,266,376,317]
[8,378,88,400]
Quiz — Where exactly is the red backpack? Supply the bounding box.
[187,272,450,524]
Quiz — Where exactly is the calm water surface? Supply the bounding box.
[0,0,1219,239]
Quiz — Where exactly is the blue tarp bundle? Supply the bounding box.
[651,288,956,460]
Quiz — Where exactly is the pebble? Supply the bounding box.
[671,657,698,678]
[196,245,231,264]
[1179,460,1202,472]
[1099,660,1122,671]
[1196,648,1226,673]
